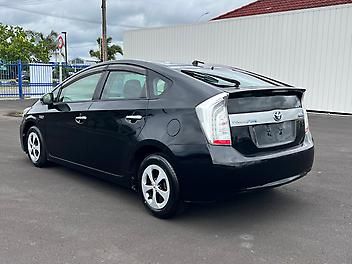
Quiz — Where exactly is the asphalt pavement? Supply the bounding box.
[0,99,351,264]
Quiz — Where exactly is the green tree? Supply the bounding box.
[89,37,123,61]
[0,23,58,63]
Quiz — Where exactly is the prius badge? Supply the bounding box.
[273,111,282,122]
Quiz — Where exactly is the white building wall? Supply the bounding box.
[124,4,352,113]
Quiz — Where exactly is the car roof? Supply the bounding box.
[84,59,290,87]
[88,59,214,71]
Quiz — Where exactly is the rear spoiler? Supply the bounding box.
[224,87,306,99]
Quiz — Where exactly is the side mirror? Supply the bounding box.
[41,93,54,105]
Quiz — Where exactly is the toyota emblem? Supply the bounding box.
[273,111,282,122]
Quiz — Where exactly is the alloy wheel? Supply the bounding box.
[27,132,41,163]
[141,164,170,210]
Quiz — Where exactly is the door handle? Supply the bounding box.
[125,115,143,123]
[75,115,87,124]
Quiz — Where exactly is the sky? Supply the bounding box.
[0,0,254,60]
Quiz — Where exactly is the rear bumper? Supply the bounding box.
[169,133,314,201]
[244,173,306,191]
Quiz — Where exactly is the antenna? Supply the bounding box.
[192,60,205,67]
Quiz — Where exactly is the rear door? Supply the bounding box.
[85,65,148,176]
[45,68,106,165]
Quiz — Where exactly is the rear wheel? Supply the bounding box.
[138,154,182,219]
[26,126,47,167]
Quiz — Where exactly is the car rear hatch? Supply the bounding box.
[226,87,306,156]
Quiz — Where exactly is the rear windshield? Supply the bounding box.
[181,67,277,88]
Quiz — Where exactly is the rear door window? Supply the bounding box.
[101,71,147,100]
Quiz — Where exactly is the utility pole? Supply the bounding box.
[101,0,108,62]
[61,31,68,64]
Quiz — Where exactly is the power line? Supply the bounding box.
[0,0,60,6]
[19,0,61,5]
[0,4,143,29]
[69,46,93,50]
[70,43,97,48]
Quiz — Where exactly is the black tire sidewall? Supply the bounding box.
[138,154,180,218]
[26,126,47,167]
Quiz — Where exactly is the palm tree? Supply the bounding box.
[44,30,59,52]
[89,37,123,61]
[25,30,59,62]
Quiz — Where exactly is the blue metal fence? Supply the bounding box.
[0,61,90,99]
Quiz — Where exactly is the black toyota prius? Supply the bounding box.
[20,60,314,218]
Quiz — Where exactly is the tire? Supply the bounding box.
[26,126,48,167]
[138,154,183,219]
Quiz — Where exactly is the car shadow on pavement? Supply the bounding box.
[25,159,142,206]
[25,158,313,227]
[173,186,313,229]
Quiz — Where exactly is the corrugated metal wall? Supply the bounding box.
[124,4,352,113]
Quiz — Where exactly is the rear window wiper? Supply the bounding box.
[182,70,241,88]
[183,71,219,84]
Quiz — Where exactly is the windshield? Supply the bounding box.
[181,67,277,88]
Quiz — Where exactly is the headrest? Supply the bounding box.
[123,79,142,99]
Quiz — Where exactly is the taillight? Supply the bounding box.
[301,93,309,133]
[303,109,309,133]
[196,93,232,146]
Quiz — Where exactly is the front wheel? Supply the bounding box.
[26,126,48,167]
[138,154,183,219]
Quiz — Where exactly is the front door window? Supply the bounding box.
[59,73,102,103]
